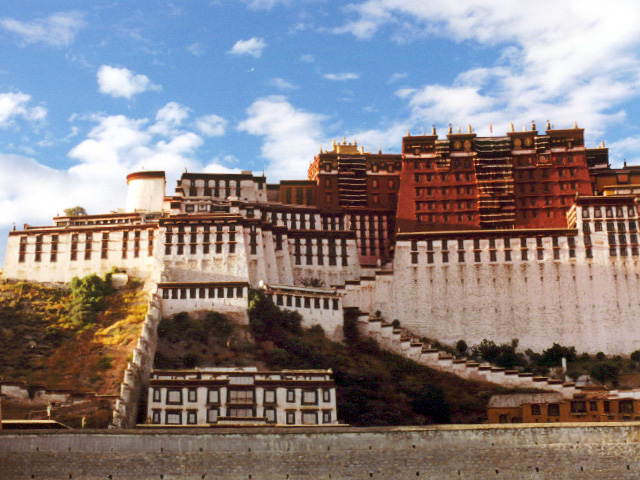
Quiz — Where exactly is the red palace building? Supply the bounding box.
[395,122,594,232]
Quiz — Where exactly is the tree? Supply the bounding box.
[456,340,468,355]
[64,206,87,216]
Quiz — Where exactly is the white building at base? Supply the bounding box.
[146,367,338,427]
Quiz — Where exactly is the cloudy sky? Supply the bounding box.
[2,0,640,266]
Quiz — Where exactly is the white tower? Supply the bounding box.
[125,171,166,213]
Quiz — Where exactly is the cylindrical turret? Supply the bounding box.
[125,171,166,213]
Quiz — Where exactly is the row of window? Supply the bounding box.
[161,286,245,301]
[416,200,475,211]
[583,220,637,233]
[582,206,636,219]
[153,387,331,405]
[272,293,340,311]
[513,155,577,167]
[415,186,475,197]
[20,231,153,263]
[409,237,577,264]
[411,159,473,170]
[152,407,332,425]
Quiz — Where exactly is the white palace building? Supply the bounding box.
[4,169,640,354]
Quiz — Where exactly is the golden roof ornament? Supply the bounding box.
[468,124,472,133]
[574,121,578,129]
[546,120,551,130]
[432,125,436,135]
[448,124,452,134]
[531,120,536,131]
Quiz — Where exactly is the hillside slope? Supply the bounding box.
[153,291,521,425]
[0,278,147,394]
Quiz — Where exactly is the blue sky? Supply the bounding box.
[2,0,640,266]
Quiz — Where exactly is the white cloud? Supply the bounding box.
[0,92,47,127]
[195,114,228,137]
[228,37,267,58]
[608,136,640,168]
[0,11,85,47]
[388,72,407,83]
[149,102,191,135]
[300,54,314,63]
[238,96,326,180]
[332,0,640,142]
[241,0,293,10]
[323,72,359,81]
[187,42,204,56]
[97,65,162,99]
[270,78,297,90]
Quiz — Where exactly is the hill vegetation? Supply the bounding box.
[154,290,520,425]
[0,275,147,394]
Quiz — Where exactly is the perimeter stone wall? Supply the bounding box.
[2,424,640,479]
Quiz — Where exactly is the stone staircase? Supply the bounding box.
[356,312,579,399]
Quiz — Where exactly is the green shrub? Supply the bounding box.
[96,355,113,370]
[590,363,619,386]
[456,340,468,355]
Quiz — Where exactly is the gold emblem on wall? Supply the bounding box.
[513,138,522,148]
[463,140,472,150]
[453,140,462,150]
[524,137,533,147]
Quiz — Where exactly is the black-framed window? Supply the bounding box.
[286,411,296,424]
[264,408,276,423]
[187,410,198,424]
[323,389,331,402]
[286,389,295,403]
[166,389,183,405]
[166,410,182,425]
[264,389,276,404]
[322,410,332,424]
[188,388,197,402]
[207,388,220,404]
[207,408,219,423]
[229,389,254,404]
[228,407,254,418]
[302,411,318,425]
[302,390,318,405]
[152,410,161,424]
[153,388,161,402]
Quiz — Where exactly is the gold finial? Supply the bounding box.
[531,120,536,131]
[378,145,382,154]
[319,145,323,154]
[343,136,346,144]
[354,139,357,146]
[360,146,364,154]
[448,124,452,134]
[458,126,461,133]
[332,139,336,147]
[574,121,578,129]
[510,122,514,132]
[432,125,436,135]
[468,124,472,133]
[601,140,605,148]
[407,129,411,136]
[546,120,551,130]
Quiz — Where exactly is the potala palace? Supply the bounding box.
[4,124,640,354]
